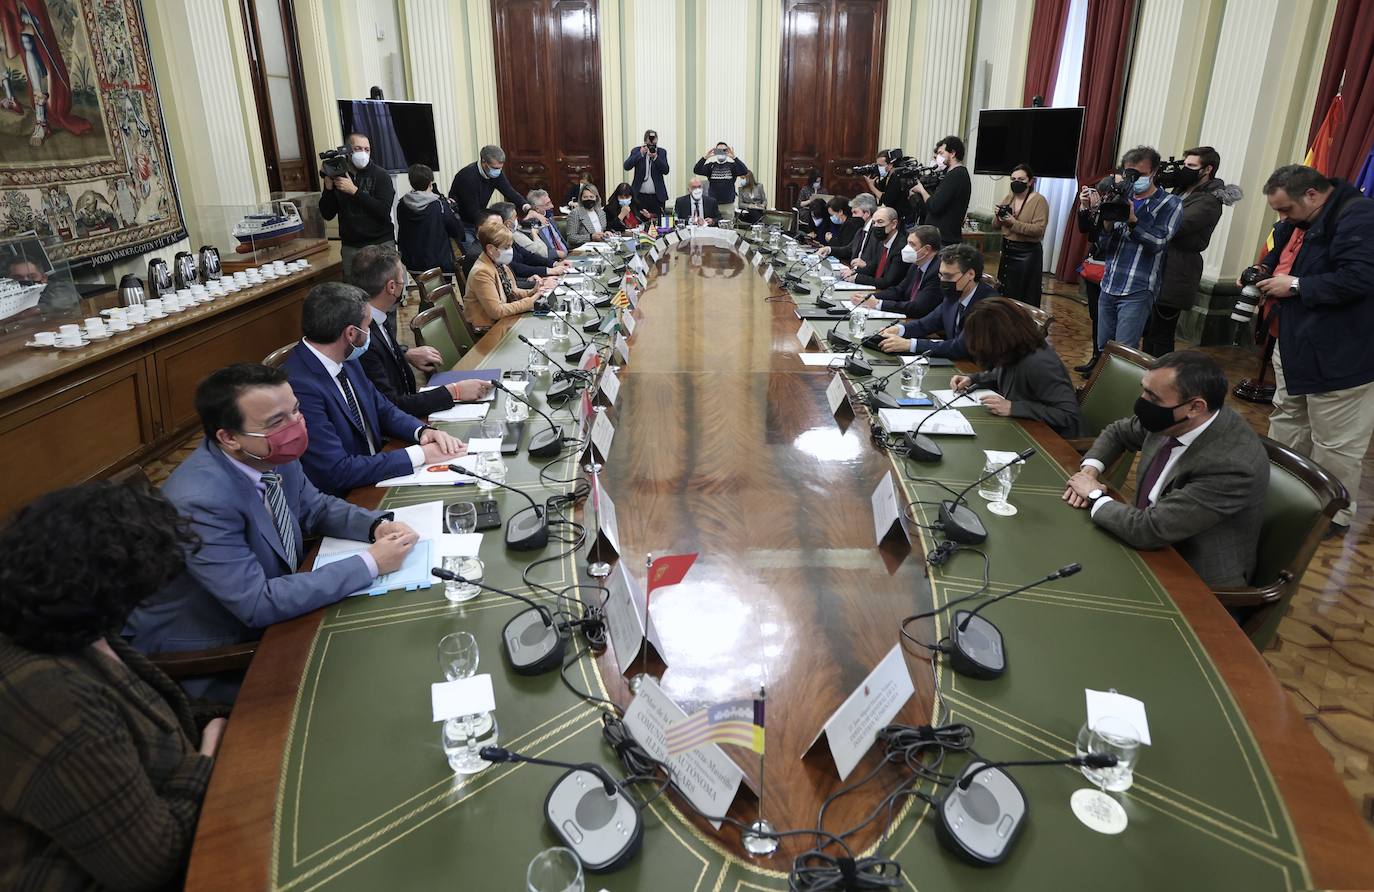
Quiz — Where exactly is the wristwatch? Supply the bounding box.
[368,511,396,542]
[1087,488,1107,504]
[1289,277,1300,295]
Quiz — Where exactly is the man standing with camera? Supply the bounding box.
[320,132,396,279]
[911,136,971,248]
[1079,146,1182,354]
[1141,147,1242,356]
[624,130,669,218]
[1253,164,1374,537]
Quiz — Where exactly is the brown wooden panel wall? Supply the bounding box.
[492,0,605,198]
[777,0,885,209]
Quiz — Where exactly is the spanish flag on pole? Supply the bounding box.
[1263,94,1343,254]
[665,697,766,756]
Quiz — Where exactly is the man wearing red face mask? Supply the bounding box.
[124,363,418,702]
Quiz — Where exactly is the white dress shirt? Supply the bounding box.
[1085,409,1220,515]
[302,338,428,468]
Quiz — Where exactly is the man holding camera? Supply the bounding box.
[1141,147,1243,356]
[911,136,972,247]
[320,132,397,278]
[1079,146,1183,354]
[863,149,916,228]
[692,142,749,219]
[1252,164,1374,536]
[624,130,669,217]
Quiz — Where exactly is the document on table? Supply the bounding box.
[419,384,496,403]
[865,309,903,320]
[316,539,434,596]
[877,408,976,435]
[799,352,847,367]
[425,403,489,422]
[833,282,876,291]
[377,455,479,487]
[931,388,999,408]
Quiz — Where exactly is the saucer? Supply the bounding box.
[83,330,113,340]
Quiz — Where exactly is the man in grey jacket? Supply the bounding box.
[1062,351,1267,589]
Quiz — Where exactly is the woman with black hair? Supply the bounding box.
[992,163,1050,307]
[0,479,226,891]
[604,181,653,233]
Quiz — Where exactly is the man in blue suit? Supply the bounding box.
[877,243,995,360]
[284,282,466,495]
[624,129,669,216]
[853,224,944,320]
[124,363,420,699]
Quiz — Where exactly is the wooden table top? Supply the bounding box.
[185,235,1374,891]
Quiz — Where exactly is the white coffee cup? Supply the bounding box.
[57,331,83,347]
[105,306,126,319]
[59,323,81,337]
[126,305,147,323]
[146,298,163,314]
[33,331,55,345]
[84,317,106,335]
[233,271,248,282]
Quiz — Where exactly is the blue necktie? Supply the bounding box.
[336,370,375,454]
[260,472,299,569]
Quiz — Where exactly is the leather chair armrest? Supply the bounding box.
[1212,572,1291,610]
[1065,437,1096,454]
[151,641,259,679]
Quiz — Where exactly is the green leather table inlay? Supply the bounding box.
[186,236,1374,892]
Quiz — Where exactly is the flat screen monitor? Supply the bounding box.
[336,99,440,174]
[972,107,1084,179]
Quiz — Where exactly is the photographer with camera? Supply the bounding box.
[624,129,669,216]
[911,136,971,247]
[1141,147,1243,356]
[319,132,397,278]
[1078,146,1183,355]
[1251,164,1374,536]
[861,149,917,228]
[692,142,749,218]
[992,163,1049,307]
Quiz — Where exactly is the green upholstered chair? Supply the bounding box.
[1215,438,1349,651]
[430,284,474,354]
[408,266,445,312]
[1071,341,1153,490]
[410,306,463,369]
[1013,298,1054,340]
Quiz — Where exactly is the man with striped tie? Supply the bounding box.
[124,364,419,701]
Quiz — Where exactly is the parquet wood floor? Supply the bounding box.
[142,274,1374,829]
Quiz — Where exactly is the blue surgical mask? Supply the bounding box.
[877,165,888,177]
[618,198,632,206]
[346,327,370,362]
[483,165,500,179]
[1132,176,1151,196]
[829,214,842,225]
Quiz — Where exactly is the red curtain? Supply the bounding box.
[1054,0,1139,284]
[1022,0,1073,107]
[1306,0,1374,181]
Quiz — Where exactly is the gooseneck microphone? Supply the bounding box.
[903,388,977,462]
[863,352,930,412]
[447,464,549,551]
[478,745,643,872]
[519,334,586,407]
[493,380,565,458]
[937,447,1036,544]
[948,562,1082,680]
[432,567,565,674]
[937,752,1119,866]
[553,305,592,363]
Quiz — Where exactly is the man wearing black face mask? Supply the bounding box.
[1062,351,1266,590]
[1253,164,1374,537]
[875,242,992,360]
[1141,147,1242,356]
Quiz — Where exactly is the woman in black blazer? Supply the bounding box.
[950,297,1083,438]
[604,182,654,233]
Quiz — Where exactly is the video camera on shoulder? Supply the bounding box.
[1154,156,1192,191]
[319,146,350,179]
[851,148,904,179]
[1098,168,1141,224]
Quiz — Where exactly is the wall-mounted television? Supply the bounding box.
[336,99,440,173]
[973,107,1085,179]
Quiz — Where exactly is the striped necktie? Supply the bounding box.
[336,369,375,454]
[260,472,299,569]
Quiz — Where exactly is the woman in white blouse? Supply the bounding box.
[565,184,608,248]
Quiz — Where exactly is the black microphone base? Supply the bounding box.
[936,762,1027,865]
[564,345,586,364]
[939,499,987,544]
[869,390,900,411]
[814,293,835,308]
[528,426,564,458]
[827,330,853,350]
[506,504,550,551]
[546,378,578,407]
[905,432,943,462]
[949,611,1007,679]
[501,607,566,674]
[582,318,602,333]
[544,768,643,871]
[845,354,873,377]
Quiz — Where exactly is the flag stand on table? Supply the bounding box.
[629,552,699,694]
[630,553,656,693]
[587,463,610,578]
[741,686,778,856]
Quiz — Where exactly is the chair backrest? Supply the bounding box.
[430,283,474,352]
[1012,299,1054,340]
[413,266,444,299]
[1240,437,1350,649]
[1077,341,1152,437]
[263,342,296,368]
[410,306,463,369]
[979,273,1004,293]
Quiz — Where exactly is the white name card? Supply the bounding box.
[604,561,667,675]
[591,410,616,460]
[649,247,661,263]
[615,333,631,365]
[870,472,907,548]
[599,365,621,406]
[797,319,818,349]
[431,674,496,722]
[629,253,648,275]
[667,231,681,246]
[623,677,744,830]
[826,372,851,419]
[803,644,915,780]
[593,476,621,553]
[752,251,767,269]
[622,311,637,337]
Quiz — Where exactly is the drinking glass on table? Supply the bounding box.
[505,391,530,423]
[445,501,477,534]
[977,456,1007,501]
[437,630,478,681]
[1076,716,1141,792]
[475,452,506,492]
[986,462,1023,517]
[441,555,482,603]
[526,847,584,892]
[900,361,926,398]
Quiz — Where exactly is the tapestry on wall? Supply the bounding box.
[0,0,185,267]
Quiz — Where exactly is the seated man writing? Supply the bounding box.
[1062,351,1267,589]
[284,282,465,495]
[124,363,419,699]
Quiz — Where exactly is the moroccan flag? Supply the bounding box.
[646,553,697,602]
[665,698,765,756]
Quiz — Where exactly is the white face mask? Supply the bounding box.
[877,164,888,177]
[496,248,514,265]
[933,154,947,169]
[691,188,703,200]
[901,245,919,264]
[350,151,370,168]
[737,178,747,188]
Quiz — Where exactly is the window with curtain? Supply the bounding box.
[1039,0,1087,275]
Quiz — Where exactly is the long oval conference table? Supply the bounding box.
[185,230,1374,891]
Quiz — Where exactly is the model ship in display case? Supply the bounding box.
[0,278,45,321]
[231,201,305,252]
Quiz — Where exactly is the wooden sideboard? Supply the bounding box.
[0,242,342,518]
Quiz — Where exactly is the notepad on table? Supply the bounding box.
[876,408,976,436]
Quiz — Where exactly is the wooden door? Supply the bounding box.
[777,0,885,209]
[241,0,317,193]
[491,0,605,199]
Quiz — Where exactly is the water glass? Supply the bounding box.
[437,630,478,681]
[551,311,568,342]
[441,555,482,603]
[526,847,584,892]
[527,344,549,374]
[443,712,499,775]
[978,456,1012,501]
[1076,716,1142,792]
[900,362,926,398]
[848,305,868,339]
[986,462,1023,517]
[445,501,477,534]
[505,394,530,423]
[475,452,506,492]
